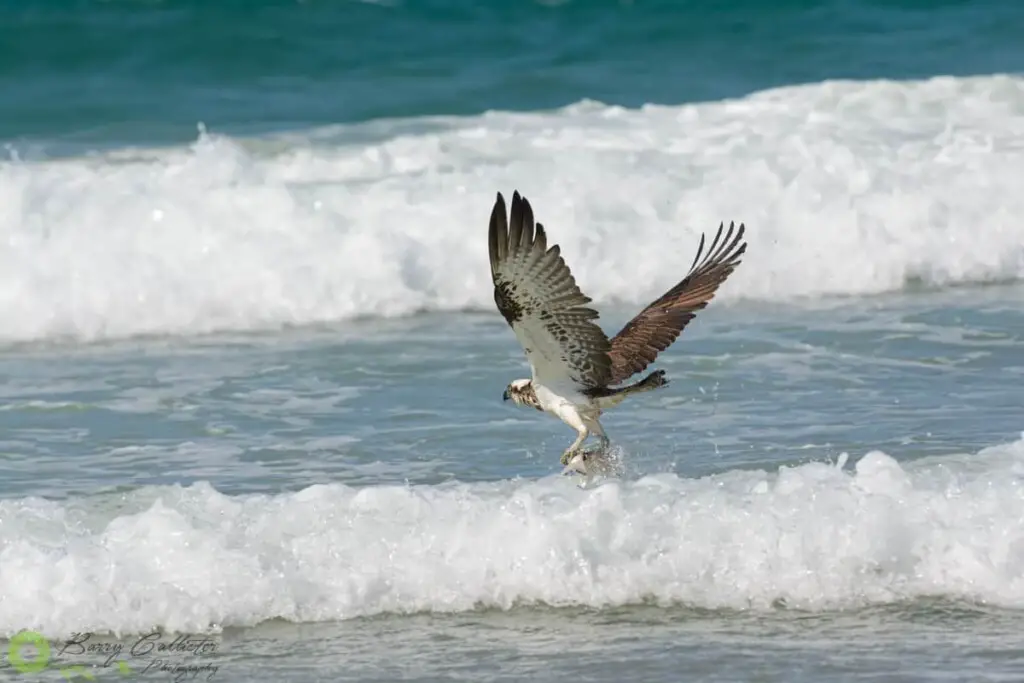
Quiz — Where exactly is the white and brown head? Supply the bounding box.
[502,378,541,410]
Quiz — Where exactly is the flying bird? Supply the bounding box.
[488,190,747,468]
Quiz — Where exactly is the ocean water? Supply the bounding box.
[2,1,1024,681]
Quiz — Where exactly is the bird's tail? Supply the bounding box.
[594,369,669,409]
[623,369,669,395]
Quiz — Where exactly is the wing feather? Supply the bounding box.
[606,221,747,385]
[489,191,613,390]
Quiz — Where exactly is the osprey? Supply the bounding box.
[488,190,747,467]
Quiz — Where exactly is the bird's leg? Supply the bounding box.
[560,425,589,465]
[588,419,610,451]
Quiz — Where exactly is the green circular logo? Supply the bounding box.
[7,631,50,674]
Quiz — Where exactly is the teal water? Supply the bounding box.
[3,1,1024,682]
[2,0,1023,149]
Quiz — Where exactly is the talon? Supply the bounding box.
[561,448,586,466]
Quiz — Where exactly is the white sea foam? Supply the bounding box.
[2,436,1024,639]
[2,74,1024,343]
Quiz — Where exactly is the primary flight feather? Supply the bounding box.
[489,190,748,467]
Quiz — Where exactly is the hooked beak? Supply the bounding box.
[502,389,510,401]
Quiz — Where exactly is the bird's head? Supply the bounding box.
[502,378,534,407]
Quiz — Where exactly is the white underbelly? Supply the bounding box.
[534,382,591,413]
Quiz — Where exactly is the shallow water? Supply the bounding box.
[3,286,1024,681]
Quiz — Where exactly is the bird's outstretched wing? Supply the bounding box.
[488,191,613,390]
[606,221,747,385]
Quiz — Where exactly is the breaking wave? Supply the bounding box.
[2,74,1024,343]
[2,436,1024,639]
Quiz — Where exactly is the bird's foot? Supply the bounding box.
[562,444,622,481]
[561,439,610,466]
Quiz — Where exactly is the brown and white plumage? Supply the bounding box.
[489,190,747,468]
[604,219,747,385]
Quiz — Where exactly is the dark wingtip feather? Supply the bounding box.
[715,220,747,267]
[535,222,547,253]
[688,219,748,278]
[731,223,748,259]
[688,229,709,273]
[520,195,535,252]
[488,191,509,273]
[508,191,525,256]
